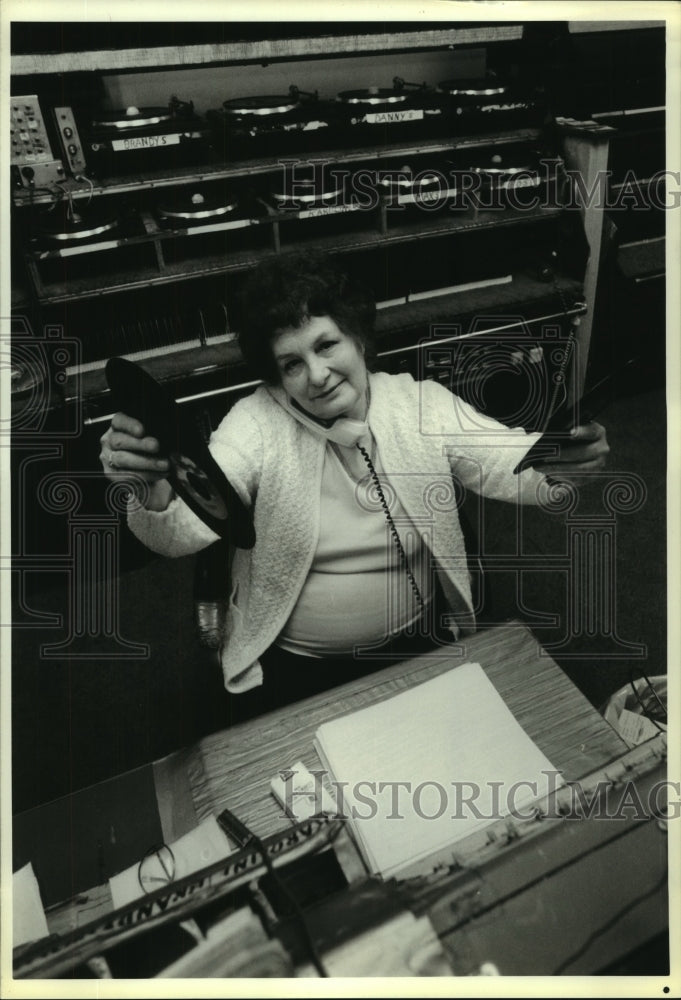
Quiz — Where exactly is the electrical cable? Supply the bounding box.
[636,667,667,719]
[628,678,665,732]
[628,669,666,731]
[217,808,329,977]
[75,174,94,208]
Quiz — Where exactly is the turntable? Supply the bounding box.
[222,90,311,121]
[438,143,565,209]
[207,86,335,159]
[36,201,120,247]
[86,97,208,172]
[155,184,265,264]
[270,164,345,213]
[337,78,443,137]
[439,76,510,100]
[453,145,561,207]
[266,164,368,244]
[31,190,144,254]
[375,160,453,208]
[438,75,545,132]
[28,194,149,288]
[156,187,252,234]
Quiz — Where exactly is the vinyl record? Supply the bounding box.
[92,106,174,129]
[465,150,540,184]
[105,357,255,548]
[338,87,408,105]
[376,163,442,195]
[37,204,119,245]
[438,77,508,98]
[469,149,537,176]
[271,169,342,208]
[157,189,239,222]
[222,95,300,116]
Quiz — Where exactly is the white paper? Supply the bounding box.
[108,813,236,910]
[315,661,564,876]
[617,706,665,747]
[13,862,49,948]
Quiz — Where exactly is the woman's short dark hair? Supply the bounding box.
[238,251,377,384]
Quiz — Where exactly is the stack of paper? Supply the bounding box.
[315,662,563,876]
[13,863,49,948]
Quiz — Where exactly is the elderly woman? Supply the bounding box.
[99,252,608,721]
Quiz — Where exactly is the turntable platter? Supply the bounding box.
[439,78,508,98]
[271,165,342,208]
[338,88,408,106]
[92,106,174,129]
[158,189,239,222]
[467,151,537,176]
[222,95,300,116]
[273,183,343,206]
[38,204,119,244]
[377,163,442,193]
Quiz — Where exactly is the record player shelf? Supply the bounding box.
[11,21,628,419]
[10,21,659,78]
[12,129,546,208]
[27,203,567,306]
[11,25,526,77]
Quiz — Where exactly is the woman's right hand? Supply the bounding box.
[99,413,173,510]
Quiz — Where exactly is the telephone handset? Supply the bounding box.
[267,387,369,447]
[268,385,427,617]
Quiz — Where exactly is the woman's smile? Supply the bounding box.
[314,379,345,399]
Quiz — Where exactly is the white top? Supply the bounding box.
[127,372,548,692]
[278,439,433,657]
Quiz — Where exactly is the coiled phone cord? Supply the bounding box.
[356,442,426,616]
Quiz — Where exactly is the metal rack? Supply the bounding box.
[10,23,623,420]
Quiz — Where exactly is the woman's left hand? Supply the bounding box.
[534,422,610,485]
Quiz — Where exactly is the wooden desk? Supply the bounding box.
[187,621,626,836]
[22,622,630,949]
[182,624,667,977]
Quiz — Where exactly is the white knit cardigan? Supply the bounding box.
[127,371,547,692]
